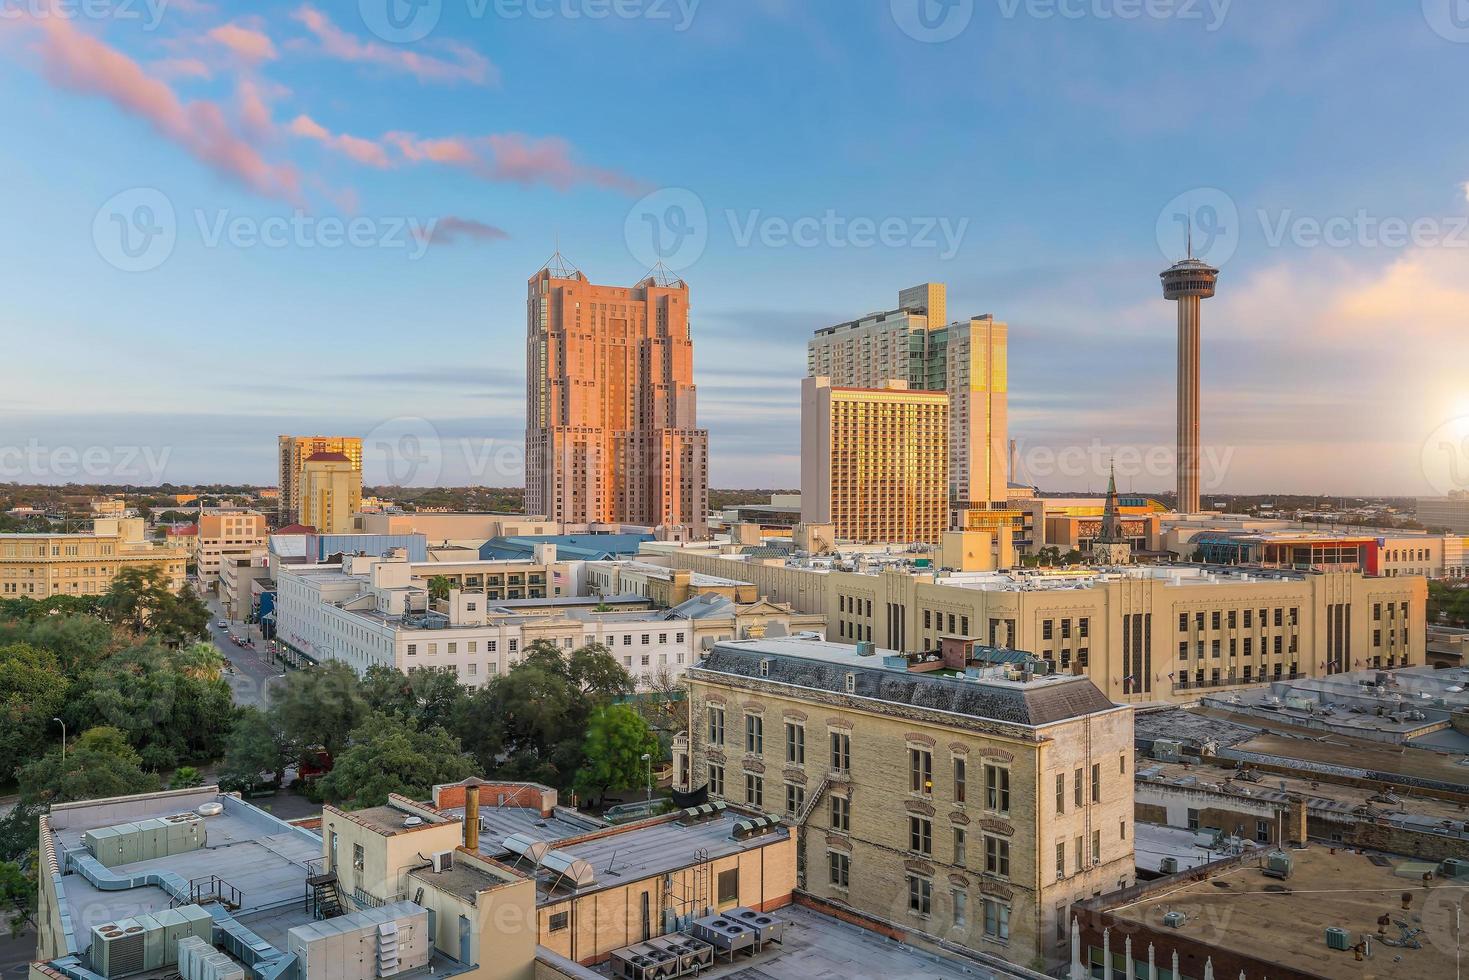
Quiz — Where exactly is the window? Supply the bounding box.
[909,816,933,856]
[830,795,850,833]
[1092,830,1101,864]
[623,635,632,646]
[1120,753,1127,775]
[1043,620,1054,640]
[952,887,968,928]
[641,634,650,645]
[708,764,725,798]
[785,783,805,817]
[746,715,763,754]
[785,723,805,765]
[1056,841,1065,880]
[548,911,569,933]
[953,827,967,866]
[1186,808,1200,831]
[352,843,364,871]
[745,774,763,808]
[828,851,850,888]
[983,899,1010,942]
[717,869,739,906]
[907,876,932,916]
[708,706,725,744]
[1056,773,1065,813]
[844,672,856,693]
[1073,768,1083,807]
[1256,819,1271,843]
[406,643,417,656]
[910,748,933,794]
[984,836,1010,878]
[1091,763,1101,803]
[984,764,1009,813]
[954,758,967,804]
[1074,836,1083,872]
[830,731,851,772]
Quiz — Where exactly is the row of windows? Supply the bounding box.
[1178,608,1298,632]
[1178,635,1297,658]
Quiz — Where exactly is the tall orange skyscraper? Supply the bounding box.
[525,257,709,536]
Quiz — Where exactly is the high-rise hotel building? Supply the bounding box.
[525,259,709,536]
[808,283,1012,533]
[277,436,362,525]
[801,377,949,544]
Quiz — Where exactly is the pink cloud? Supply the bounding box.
[152,57,213,80]
[207,22,277,63]
[5,9,300,202]
[291,5,496,86]
[290,114,392,168]
[236,77,280,139]
[385,131,647,194]
[415,216,511,246]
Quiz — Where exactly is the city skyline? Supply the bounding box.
[2,2,1466,495]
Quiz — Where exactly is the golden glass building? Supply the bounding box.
[801,376,949,544]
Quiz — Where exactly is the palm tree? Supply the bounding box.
[427,576,453,602]
[170,642,224,682]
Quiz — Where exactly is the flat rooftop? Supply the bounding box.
[590,903,1029,980]
[519,810,789,903]
[1103,846,1463,978]
[439,804,603,851]
[45,790,322,957]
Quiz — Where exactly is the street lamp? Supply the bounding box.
[53,717,66,765]
[641,753,653,802]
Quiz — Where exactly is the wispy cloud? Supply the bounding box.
[206,21,277,63]
[385,131,649,194]
[2,8,301,202]
[290,113,392,168]
[291,5,496,86]
[415,216,510,246]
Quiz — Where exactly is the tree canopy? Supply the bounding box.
[574,705,659,807]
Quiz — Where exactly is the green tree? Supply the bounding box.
[170,766,203,789]
[0,643,69,778]
[100,566,209,645]
[220,706,293,789]
[17,726,159,805]
[318,714,474,808]
[426,576,453,602]
[361,665,466,732]
[574,705,659,806]
[0,860,36,937]
[167,641,225,682]
[271,662,368,757]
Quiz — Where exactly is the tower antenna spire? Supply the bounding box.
[1186,213,1193,260]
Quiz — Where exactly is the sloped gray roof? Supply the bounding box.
[695,640,1119,727]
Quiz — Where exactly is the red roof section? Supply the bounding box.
[305,451,351,463]
[275,523,316,534]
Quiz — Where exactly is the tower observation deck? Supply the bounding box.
[1160,255,1219,515]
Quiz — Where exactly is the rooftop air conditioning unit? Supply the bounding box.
[1325,926,1352,951]
[1162,911,1186,928]
[431,850,454,873]
[1159,857,1179,874]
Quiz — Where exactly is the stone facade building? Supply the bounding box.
[679,636,1134,971]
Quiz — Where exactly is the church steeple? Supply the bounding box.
[1093,459,1133,565]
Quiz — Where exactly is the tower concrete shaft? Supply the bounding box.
[1176,293,1202,515]
[1160,256,1219,516]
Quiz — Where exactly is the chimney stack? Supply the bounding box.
[464,784,480,852]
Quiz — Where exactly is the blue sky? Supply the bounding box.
[2,0,1467,495]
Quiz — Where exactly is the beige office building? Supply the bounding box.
[299,452,363,535]
[649,549,1427,705]
[801,376,949,544]
[680,637,1134,971]
[807,284,1009,524]
[194,509,268,588]
[277,435,363,525]
[0,519,187,599]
